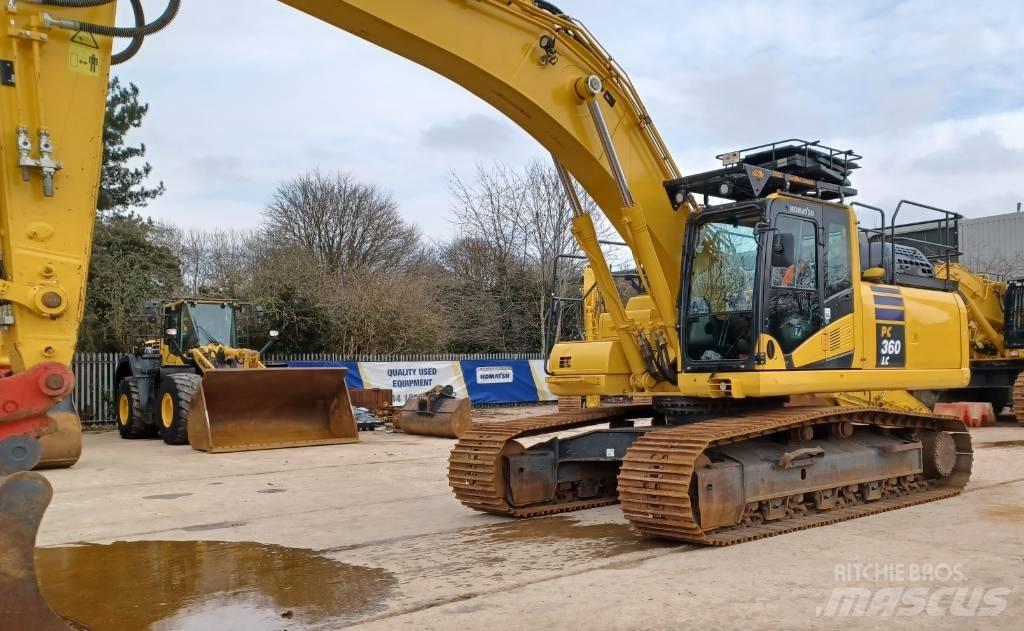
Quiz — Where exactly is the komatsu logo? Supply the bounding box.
[476,366,514,384]
[786,205,815,217]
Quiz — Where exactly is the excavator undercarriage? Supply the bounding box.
[450,400,972,544]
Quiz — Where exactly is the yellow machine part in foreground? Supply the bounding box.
[187,368,359,453]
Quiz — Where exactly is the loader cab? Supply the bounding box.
[681,195,856,373]
[162,300,240,361]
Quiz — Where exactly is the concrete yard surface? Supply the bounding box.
[33,413,1024,630]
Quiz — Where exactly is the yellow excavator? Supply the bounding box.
[931,263,1024,422]
[0,0,980,627]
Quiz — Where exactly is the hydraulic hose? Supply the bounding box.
[26,0,115,7]
[111,0,145,65]
[533,1,565,15]
[46,0,178,38]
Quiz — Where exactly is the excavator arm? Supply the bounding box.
[1,3,690,625]
[279,0,690,387]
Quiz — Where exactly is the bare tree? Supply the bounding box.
[446,160,621,353]
[263,170,421,273]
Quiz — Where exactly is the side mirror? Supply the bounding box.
[255,306,267,321]
[861,267,885,283]
[771,233,796,268]
[259,329,280,355]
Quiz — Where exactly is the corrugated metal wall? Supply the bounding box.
[959,212,1024,278]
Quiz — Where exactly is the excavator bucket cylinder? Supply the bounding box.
[398,395,473,438]
[188,368,358,453]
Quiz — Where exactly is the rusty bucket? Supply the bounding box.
[35,399,82,470]
[398,393,473,438]
[188,368,358,453]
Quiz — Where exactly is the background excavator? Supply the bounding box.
[0,0,984,628]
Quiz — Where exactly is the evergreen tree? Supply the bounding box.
[79,79,181,351]
[96,77,165,214]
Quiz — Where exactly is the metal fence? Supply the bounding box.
[72,352,120,424]
[71,351,545,425]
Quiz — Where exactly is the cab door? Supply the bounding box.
[763,201,824,368]
[819,206,856,367]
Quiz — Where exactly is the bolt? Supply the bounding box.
[41,264,55,278]
[41,291,61,308]
[2,400,18,413]
[45,373,65,392]
[42,346,55,357]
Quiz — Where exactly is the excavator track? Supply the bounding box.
[618,407,973,545]
[449,405,653,517]
[1014,372,1024,426]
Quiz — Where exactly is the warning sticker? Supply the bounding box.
[68,31,101,77]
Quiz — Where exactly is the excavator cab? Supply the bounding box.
[679,195,856,373]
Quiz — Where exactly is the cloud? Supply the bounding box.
[913,130,1024,174]
[421,114,516,153]
[184,155,255,189]
[116,0,1023,239]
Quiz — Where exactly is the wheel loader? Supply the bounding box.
[113,299,358,452]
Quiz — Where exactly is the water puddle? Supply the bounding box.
[36,540,397,630]
[975,440,1024,449]
[464,515,674,557]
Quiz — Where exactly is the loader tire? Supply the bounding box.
[157,373,202,446]
[116,379,155,439]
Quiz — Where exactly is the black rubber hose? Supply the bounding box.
[533,1,565,15]
[31,0,115,7]
[111,0,145,65]
[55,0,179,38]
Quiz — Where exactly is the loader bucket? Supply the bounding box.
[187,368,358,453]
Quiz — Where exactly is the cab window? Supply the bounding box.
[768,215,820,354]
[824,214,851,298]
[685,215,759,362]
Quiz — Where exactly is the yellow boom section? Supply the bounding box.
[281,0,687,376]
[0,3,115,371]
[934,263,1007,357]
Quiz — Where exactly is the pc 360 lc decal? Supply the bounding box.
[877,323,906,368]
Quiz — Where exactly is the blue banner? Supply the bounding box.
[284,361,363,390]
[283,360,557,404]
[459,359,539,405]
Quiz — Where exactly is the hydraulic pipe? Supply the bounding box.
[578,77,680,364]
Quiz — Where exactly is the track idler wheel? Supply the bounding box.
[921,430,957,478]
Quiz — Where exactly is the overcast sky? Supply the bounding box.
[115,1,1024,238]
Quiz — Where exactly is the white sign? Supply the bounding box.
[476,366,514,384]
[358,361,466,406]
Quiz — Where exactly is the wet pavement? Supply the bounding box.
[29,419,1024,630]
[37,540,396,630]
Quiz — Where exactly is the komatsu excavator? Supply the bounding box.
[0,1,975,627]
